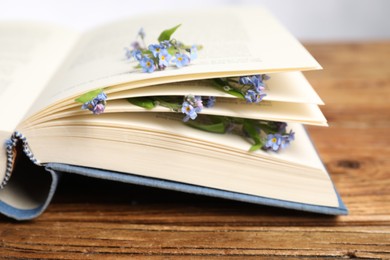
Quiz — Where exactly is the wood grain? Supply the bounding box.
[1,42,390,259]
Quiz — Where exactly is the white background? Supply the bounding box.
[0,0,389,41]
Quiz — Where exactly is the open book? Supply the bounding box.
[0,7,347,220]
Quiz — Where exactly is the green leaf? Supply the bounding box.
[158,24,181,42]
[186,120,226,134]
[153,96,182,111]
[212,78,227,87]
[127,97,156,110]
[243,121,260,143]
[75,89,104,103]
[167,47,177,56]
[141,49,152,55]
[226,89,245,99]
[249,143,262,152]
[243,120,262,151]
[211,79,245,99]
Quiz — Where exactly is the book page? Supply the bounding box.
[27,7,321,118]
[108,98,327,126]
[108,72,324,104]
[22,98,327,128]
[0,22,79,132]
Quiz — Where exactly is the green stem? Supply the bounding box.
[154,97,182,112]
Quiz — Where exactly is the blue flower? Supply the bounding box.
[265,134,282,151]
[239,75,267,91]
[140,57,155,73]
[287,130,295,141]
[148,44,163,58]
[190,45,198,60]
[281,130,295,149]
[204,96,216,108]
[239,76,250,85]
[250,75,265,90]
[93,103,105,114]
[181,101,198,122]
[82,92,107,115]
[173,53,190,68]
[95,92,107,102]
[244,89,266,103]
[160,40,171,48]
[194,96,203,112]
[183,95,203,116]
[158,49,171,68]
[132,49,143,61]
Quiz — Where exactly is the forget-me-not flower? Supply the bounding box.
[131,49,143,61]
[281,130,295,149]
[82,92,107,115]
[181,101,198,122]
[265,134,283,151]
[140,57,155,73]
[148,44,163,58]
[158,49,171,68]
[173,53,190,68]
[244,89,266,103]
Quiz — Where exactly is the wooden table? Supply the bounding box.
[1,43,389,258]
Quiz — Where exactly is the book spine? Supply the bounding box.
[0,131,40,189]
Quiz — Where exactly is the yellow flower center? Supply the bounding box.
[272,138,277,143]
[146,61,151,66]
[178,57,183,61]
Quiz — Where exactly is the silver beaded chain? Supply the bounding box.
[0,132,40,189]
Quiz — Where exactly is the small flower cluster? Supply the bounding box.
[81,92,107,115]
[239,74,269,103]
[264,131,295,151]
[125,26,198,73]
[180,95,216,122]
[181,95,204,122]
[214,74,269,104]
[263,122,295,151]
[183,114,295,152]
[128,95,215,122]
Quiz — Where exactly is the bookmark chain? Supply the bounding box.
[0,132,40,189]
